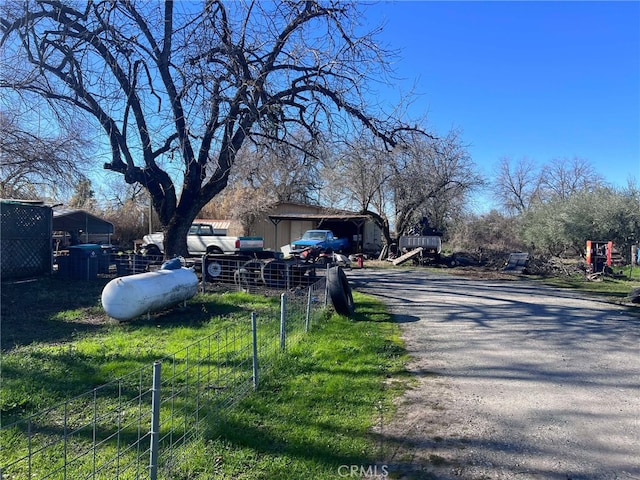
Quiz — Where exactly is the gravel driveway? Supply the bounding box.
[349,268,640,480]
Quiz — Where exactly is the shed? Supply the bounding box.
[53,208,114,245]
[267,212,370,253]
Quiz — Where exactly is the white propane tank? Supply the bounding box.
[102,267,199,321]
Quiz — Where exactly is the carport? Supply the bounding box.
[53,208,114,246]
[268,212,369,254]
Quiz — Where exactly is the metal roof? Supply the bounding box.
[268,212,369,222]
[53,208,114,234]
[194,219,231,230]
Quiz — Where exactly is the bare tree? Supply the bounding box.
[325,127,482,247]
[99,179,154,246]
[234,131,324,205]
[540,156,606,200]
[198,131,325,234]
[0,109,92,199]
[392,129,483,236]
[492,156,543,214]
[324,132,397,246]
[493,156,608,214]
[1,0,415,257]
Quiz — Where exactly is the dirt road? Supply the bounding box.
[349,268,640,480]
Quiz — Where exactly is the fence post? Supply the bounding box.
[252,312,259,390]
[236,259,242,293]
[149,361,161,480]
[305,286,312,333]
[280,293,286,351]
[201,254,207,293]
[324,265,329,308]
[286,263,291,291]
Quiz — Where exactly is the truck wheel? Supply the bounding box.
[206,246,224,255]
[327,266,355,317]
[261,260,288,289]
[205,259,223,281]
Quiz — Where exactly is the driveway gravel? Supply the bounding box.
[349,268,640,480]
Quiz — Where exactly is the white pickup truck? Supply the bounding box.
[143,223,264,256]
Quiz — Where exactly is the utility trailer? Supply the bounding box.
[395,235,442,265]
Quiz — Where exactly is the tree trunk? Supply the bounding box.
[163,217,192,259]
[362,209,393,254]
[380,220,393,251]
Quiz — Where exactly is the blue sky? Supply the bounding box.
[364,1,639,201]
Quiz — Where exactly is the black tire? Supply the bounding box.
[316,254,333,267]
[261,260,288,289]
[141,244,162,256]
[206,245,224,255]
[327,266,355,317]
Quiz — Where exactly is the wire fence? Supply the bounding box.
[0,277,328,480]
[105,251,338,297]
[199,254,337,295]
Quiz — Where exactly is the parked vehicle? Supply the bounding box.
[291,230,349,253]
[142,222,264,256]
[398,235,442,263]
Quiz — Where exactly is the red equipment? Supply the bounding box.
[586,240,612,273]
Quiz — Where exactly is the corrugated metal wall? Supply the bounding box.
[1,201,52,279]
[252,203,321,251]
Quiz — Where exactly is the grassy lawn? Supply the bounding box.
[168,295,409,479]
[1,275,409,479]
[532,264,640,308]
[4,263,635,478]
[1,277,281,418]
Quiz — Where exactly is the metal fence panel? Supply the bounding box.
[1,277,328,479]
[201,256,329,296]
[1,368,154,480]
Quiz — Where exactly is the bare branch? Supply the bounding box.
[1,0,421,256]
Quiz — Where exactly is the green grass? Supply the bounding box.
[534,265,640,306]
[1,289,281,419]
[166,295,409,479]
[165,294,409,480]
[619,264,640,281]
[1,276,409,479]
